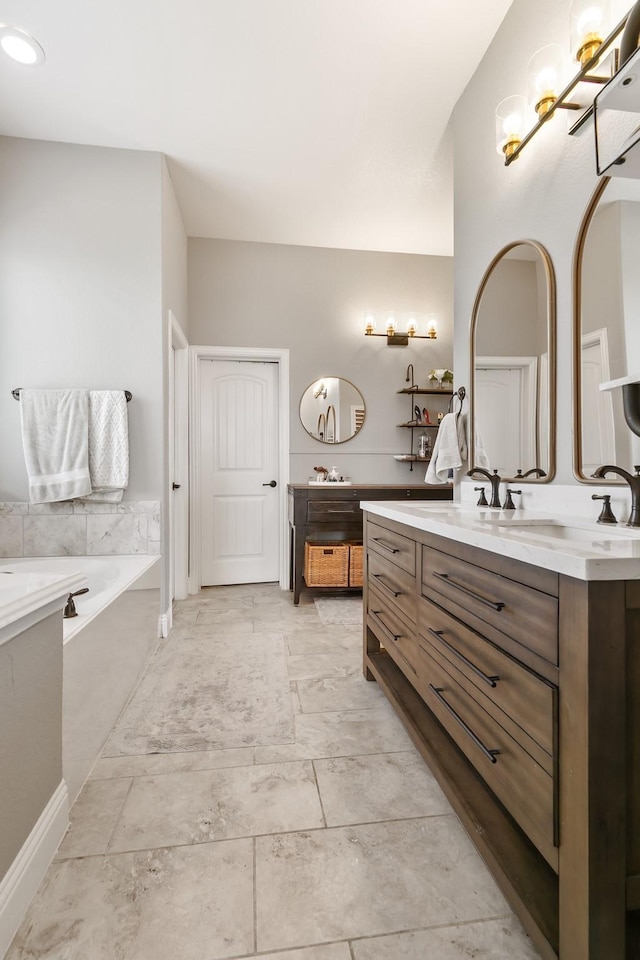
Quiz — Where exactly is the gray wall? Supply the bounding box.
[188,238,453,483]
[0,137,164,502]
[453,0,630,489]
[0,613,61,878]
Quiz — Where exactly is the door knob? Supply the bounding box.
[262,480,277,488]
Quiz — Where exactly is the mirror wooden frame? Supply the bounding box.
[469,240,557,482]
[571,175,627,484]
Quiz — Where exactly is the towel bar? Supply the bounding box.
[12,388,132,402]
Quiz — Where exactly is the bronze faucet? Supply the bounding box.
[591,465,640,527]
[467,468,502,508]
[516,467,547,479]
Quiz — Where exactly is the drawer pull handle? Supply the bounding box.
[372,611,402,641]
[371,537,400,554]
[429,685,500,764]
[432,572,505,611]
[427,629,500,688]
[372,574,402,598]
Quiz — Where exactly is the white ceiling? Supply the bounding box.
[0,1,513,255]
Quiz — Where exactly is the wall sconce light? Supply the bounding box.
[571,0,611,66]
[313,380,327,399]
[495,95,527,159]
[364,313,438,346]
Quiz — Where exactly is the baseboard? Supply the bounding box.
[0,780,69,957]
[158,605,173,638]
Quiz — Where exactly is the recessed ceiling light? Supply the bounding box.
[0,26,45,66]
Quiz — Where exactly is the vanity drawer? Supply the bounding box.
[367,521,416,576]
[422,544,558,665]
[368,550,416,625]
[368,585,419,681]
[418,596,556,757]
[307,500,361,522]
[417,644,557,866]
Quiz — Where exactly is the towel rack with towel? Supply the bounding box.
[448,386,466,419]
[12,387,133,402]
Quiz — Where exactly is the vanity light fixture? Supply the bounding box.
[528,45,570,117]
[500,6,627,166]
[0,25,45,65]
[363,312,438,346]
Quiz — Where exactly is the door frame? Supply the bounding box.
[475,355,538,470]
[168,312,189,602]
[189,344,290,594]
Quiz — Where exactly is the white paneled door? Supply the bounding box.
[200,359,280,585]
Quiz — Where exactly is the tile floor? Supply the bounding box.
[6,584,543,959]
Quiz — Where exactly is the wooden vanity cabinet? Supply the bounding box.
[363,510,640,960]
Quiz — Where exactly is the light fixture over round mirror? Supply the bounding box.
[299,377,366,444]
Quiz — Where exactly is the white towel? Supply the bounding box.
[425,413,463,484]
[80,390,129,502]
[20,389,92,503]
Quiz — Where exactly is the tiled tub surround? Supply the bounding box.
[5,583,542,960]
[0,500,160,557]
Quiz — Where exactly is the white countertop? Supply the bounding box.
[360,501,640,581]
[0,568,87,633]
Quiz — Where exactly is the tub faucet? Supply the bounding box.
[467,468,502,508]
[591,464,640,527]
[63,587,90,618]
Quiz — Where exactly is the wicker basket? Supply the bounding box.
[346,540,363,587]
[304,540,349,587]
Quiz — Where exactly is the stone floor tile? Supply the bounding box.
[254,706,412,764]
[286,629,361,657]
[6,840,254,960]
[108,761,323,852]
[255,817,509,952]
[286,651,361,681]
[90,746,256,780]
[350,916,540,959]
[297,676,386,713]
[258,945,352,960]
[314,752,452,826]
[55,778,131,860]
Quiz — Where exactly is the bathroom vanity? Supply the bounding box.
[362,501,640,960]
[287,483,452,604]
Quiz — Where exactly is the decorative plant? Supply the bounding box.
[428,368,453,385]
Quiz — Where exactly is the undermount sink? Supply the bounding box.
[481,521,639,543]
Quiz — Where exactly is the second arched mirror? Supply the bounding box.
[469,240,556,482]
[573,177,640,482]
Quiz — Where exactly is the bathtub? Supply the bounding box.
[0,555,161,801]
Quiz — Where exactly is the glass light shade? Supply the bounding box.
[570,1,611,65]
[385,314,396,336]
[364,312,376,335]
[496,95,527,159]
[406,317,417,337]
[0,26,45,65]
[426,314,438,339]
[528,45,565,117]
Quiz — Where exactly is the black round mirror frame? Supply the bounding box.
[299,376,366,445]
[468,239,557,483]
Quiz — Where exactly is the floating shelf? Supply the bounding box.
[397,387,454,396]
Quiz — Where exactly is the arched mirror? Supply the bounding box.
[469,240,556,481]
[299,377,366,444]
[573,177,640,482]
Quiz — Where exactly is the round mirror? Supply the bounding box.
[299,377,366,444]
[469,240,556,481]
[574,177,640,482]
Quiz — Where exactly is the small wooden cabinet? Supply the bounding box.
[287,484,451,604]
[363,509,640,960]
